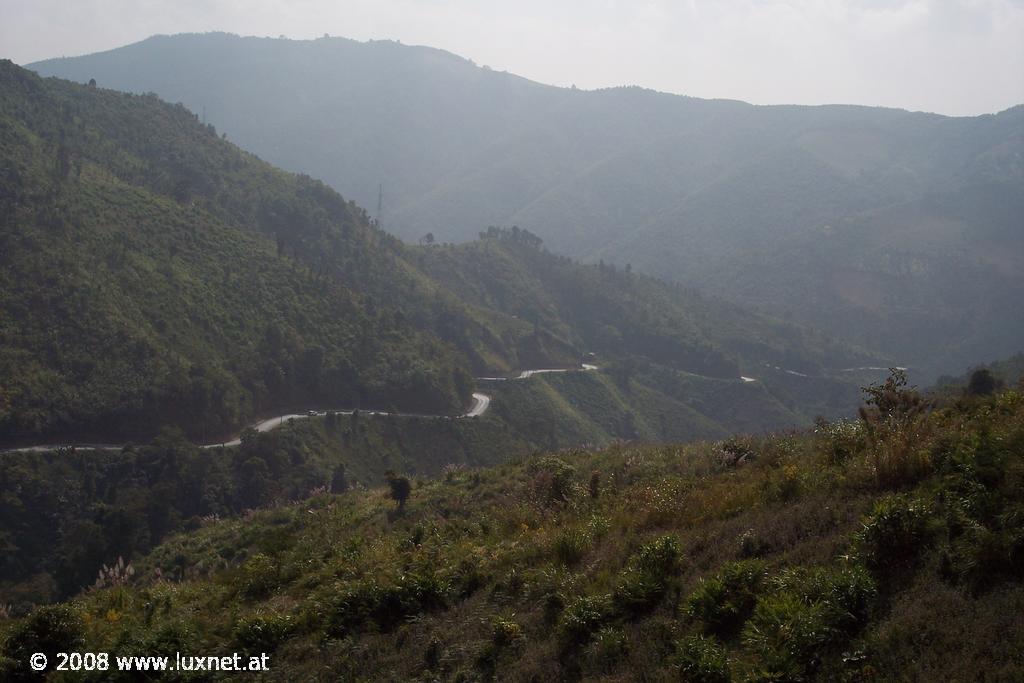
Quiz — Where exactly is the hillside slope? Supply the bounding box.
[3,379,1022,680]
[0,61,877,445]
[28,32,1024,376]
[0,60,477,442]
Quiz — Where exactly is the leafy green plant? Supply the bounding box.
[742,564,876,679]
[614,535,683,616]
[743,593,836,679]
[854,495,932,573]
[559,594,614,649]
[686,560,766,638]
[233,611,296,652]
[237,553,281,600]
[675,634,730,682]
[769,565,876,628]
[531,456,578,504]
[325,572,450,636]
[858,370,933,487]
[1,605,84,681]
[552,528,590,566]
[585,627,630,673]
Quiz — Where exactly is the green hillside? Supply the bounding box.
[0,60,477,442]
[0,60,876,446]
[3,377,1022,680]
[28,32,1024,377]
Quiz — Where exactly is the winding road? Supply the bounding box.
[4,361,861,455]
[1,366,590,454]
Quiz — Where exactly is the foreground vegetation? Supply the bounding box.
[0,363,823,608]
[3,373,1022,680]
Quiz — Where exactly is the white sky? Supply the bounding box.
[2,0,1022,116]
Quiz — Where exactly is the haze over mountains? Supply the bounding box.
[29,32,1024,380]
[0,59,874,447]
[5,21,1024,681]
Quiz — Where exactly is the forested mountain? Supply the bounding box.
[0,60,875,446]
[0,60,478,442]
[29,32,1024,378]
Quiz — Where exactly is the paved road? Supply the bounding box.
[1,367,588,454]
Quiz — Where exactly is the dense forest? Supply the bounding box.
[0,60,876,446]
[0,60,474,441]
[3,372,1023,680]
[29,32,1024,378]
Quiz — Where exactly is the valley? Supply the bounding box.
[0,19,1021,682]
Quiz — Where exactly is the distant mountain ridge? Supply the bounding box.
[27,32,1024,378]
[0,60,877,445]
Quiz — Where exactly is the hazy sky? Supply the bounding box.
[2,0,1022,116]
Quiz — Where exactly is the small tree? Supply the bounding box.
[966,368,1002,397]
[385,470,411,510]
[331,464,348,493]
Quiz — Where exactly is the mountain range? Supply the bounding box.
[28,32,1024,378]
[0,59,873,447]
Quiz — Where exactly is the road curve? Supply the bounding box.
[1,367,592,454]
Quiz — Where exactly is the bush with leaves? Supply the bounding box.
[0,605,84,681]
[559,594,614,649]
[530,456,578,504]
[613,535,683,616]
[325,571,449,636]
[686,560,766,638]
[675,634,730,682]
[858,369,933,487]
[385,470,412,510]
[237,553,281,600]
[854,495,932,573]
[552,528,591,567]
[233,611,296,652]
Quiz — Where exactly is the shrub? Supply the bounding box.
[966,369,1002,397]
[762,463,802,503]
[237,553,281,600]
[491,618,524,648]
[854,495,932,573]
[817,419,865,464]
[633,535,682,578]
[675,634,730,682]
[385,471,412,510]
[614,572,669,617]
[686,560,766,638]
[530,456,578,504]
[585,627,630,673]
[743,593,835,679]
[743,564,877,680]
[326,572,449,635]
[559,594,614,649]
[942,520,1024,591]
[476,618,524,677]
[858,369,933,487]
[552,528,590,567]
[769,565,876,628]
[234,612,296,652]
[613,535,683,616]
[737,529,771,559]
[1,605,84,681]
